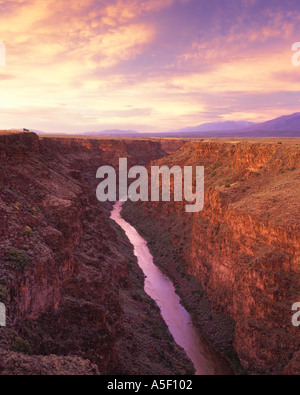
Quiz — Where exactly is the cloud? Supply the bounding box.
[100,0,174,26]
[90,24,155,68]
[0,0,300,132]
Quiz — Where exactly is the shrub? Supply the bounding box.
[13,202,22,211]
[10,337,32,355]
[0,285,8,303]
[132,293,143,302]
[225,184,231,188]
[9,248,29,271]
[22,226,33,237]
[291,167,296,171]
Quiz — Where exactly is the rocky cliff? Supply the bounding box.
[0,132,192,375]
[123,141,300,375]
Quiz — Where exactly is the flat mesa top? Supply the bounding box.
[0,130,299,146]
[40,135,300,145]
[0,130,33,136]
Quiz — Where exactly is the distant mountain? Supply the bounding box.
[246,112,300,133]
[166,121,256,134]
[11,113,300,138]
[144,113,300,137]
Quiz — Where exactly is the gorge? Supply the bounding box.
[0,131,299,375]
[111,200,232,375]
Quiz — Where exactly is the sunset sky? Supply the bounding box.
[0,0,300,133]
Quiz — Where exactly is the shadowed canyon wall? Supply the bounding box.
[0,132,192,375]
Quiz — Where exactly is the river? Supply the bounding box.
[111,200,233,375]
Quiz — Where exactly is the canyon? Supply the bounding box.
[0,131,299,375]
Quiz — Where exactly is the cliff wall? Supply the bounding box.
[0,132,193,375]
[123,141,300,374]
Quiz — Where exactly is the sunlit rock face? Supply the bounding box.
[123,141,300,375]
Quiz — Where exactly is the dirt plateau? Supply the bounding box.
[0,131,299,375]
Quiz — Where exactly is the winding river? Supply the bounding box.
[111,201,232,376]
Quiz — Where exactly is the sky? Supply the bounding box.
[0,0,300,133]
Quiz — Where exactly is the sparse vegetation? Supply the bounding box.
[0,284,8,303]
[132,293,143,302]
[9,248,29,271]
[23,226,34,237]
[12,202,22,211]
[10,337,32,355]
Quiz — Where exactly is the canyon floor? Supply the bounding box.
[0,131,299,375]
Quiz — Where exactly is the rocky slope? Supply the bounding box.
[0,132,192,375]
[123,141,300,375]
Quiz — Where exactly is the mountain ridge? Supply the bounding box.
[11,112,300,137]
